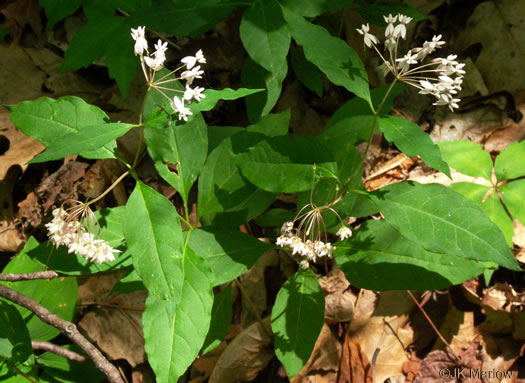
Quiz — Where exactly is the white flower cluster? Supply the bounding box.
[131,26,207,121]
[45,208,120,264]
[276,221,352,269]
[357,14,465,111]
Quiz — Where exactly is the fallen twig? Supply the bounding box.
[31,341,87,362]
[0,284,124,383]
[0,271,60,282]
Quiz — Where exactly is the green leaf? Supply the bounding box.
[290,45,323,97]
[371,182,520,270]
[320,84,404,149]
[129,0,237,37]
[257,208,296,227]
[500,179,525,225]
[61,3,138,97]
[278,0,350,17]
[242,56,288,121]
[202,285,232,355]
[282,6,370,104]
[2,238,78,342]
[40,0,83,28]
[449,182,490,203]
[495,141,525,181]
[271,268,324,378]
[240,0,290,73]
[188,228,273,286]
[124,182,184,300]
[336,220,488,291]
[145,113,208,205]
[37,345,104,383]
[7,96,117,160]
[142,248,213,383]
[30,123,132,163]
[190,88,264,114]
[438,140,492,180]
[355,0,425,25]
[378,116,450,177]
[236,135,338,193]
[0,301,32,364]
[111,269,145,294]
[197,111,288,218]
[29,207,132,275]
[481,191,514,246]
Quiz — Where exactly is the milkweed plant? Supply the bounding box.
[1,2,522,382]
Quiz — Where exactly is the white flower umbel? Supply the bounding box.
[46,206,120,264]
[357,14,465,111]
[131,26,207,121]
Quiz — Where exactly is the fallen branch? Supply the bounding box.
[0,271,60,282]
[31,341,87,362]
[0,284,123,383]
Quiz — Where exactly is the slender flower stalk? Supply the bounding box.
[130,26,207,121]
[357,14,465,111]
[275,169,353,269]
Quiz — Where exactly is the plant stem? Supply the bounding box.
[85,170,130,208]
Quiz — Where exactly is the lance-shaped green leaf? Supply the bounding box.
[202,285,232,355]
[2,238,78,342]
[378,116,450,177]
[282,6,370,104]
[0,301,33,364]
[371,182,520,271]
[145,112,207,205]
[37,344,105,382]
[142,248,213,383]
[235,135,338,193]
[240,0,291,73]
[279,0,350,17]
[188,228,273,286]
[124,182,184,300]
[438,140,492,180]
[500,179,525,225]
[29,123,132,163]
[190,88,264,114]
[7,96,118,160]
[271,268,325,378]
[242,55,288,121]
[495,141,525,181]
[197,111,289,219]
[290,45,323,97]
[336,220,488,291]
[29,207,132,275]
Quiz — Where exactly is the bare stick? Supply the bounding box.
[31,341,87,362]
[0,271,60,282]
[406,290,460,361]
[0,284,124,383]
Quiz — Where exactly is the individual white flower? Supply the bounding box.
[181,49,206,70]
[384,14,397,38]
[356,24,379,48]
[299,259,310,270]
[393,14,412,39]
[170,96,192,121]
[276,235,292,247]
[180,65,204,85]
[144,55,164,71]
[396,50,418,72]
[336,226,353,241]
[184,85,206,102]
[131,26,148,56]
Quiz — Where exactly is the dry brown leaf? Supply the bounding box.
[78,273,146,367]
[337,337,373,383]
[456,0,525,94]
[320,267,355,323]
[292,323,341,383]
[239,250,279,327]
[208,317,273,383]
[433,306,476,353]
[348,291,415,383]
